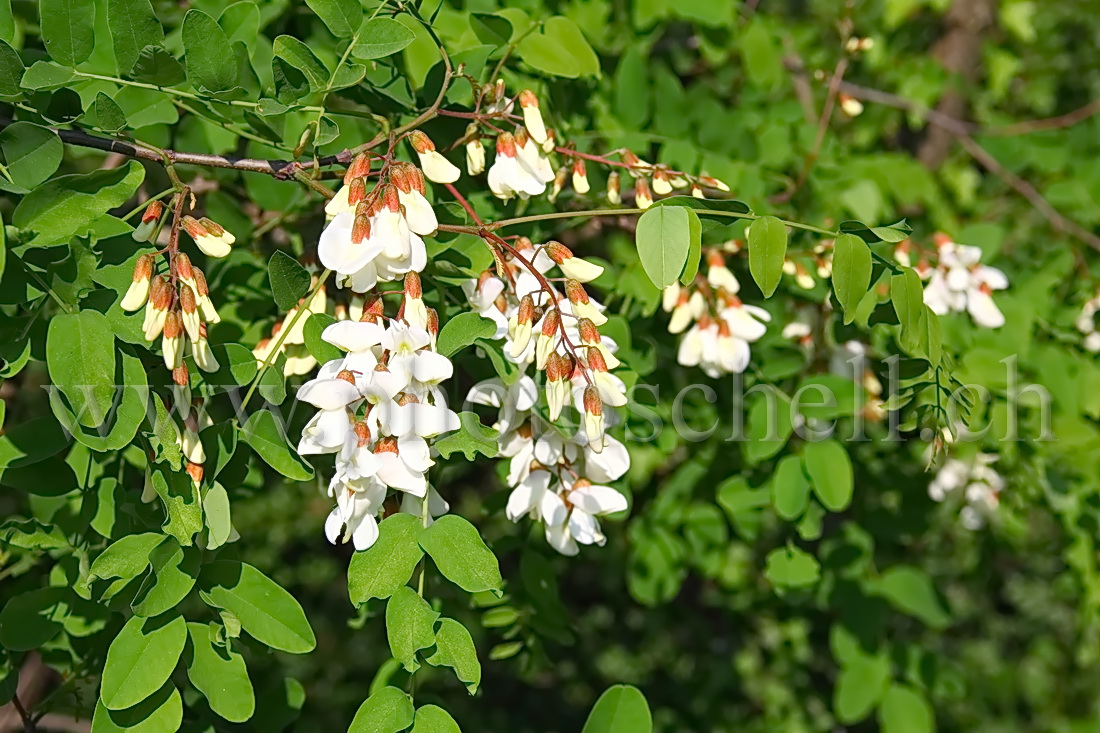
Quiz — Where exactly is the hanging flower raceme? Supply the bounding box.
[297,282,459,552]
[928,453,1004,530]
[919,233,1008,329]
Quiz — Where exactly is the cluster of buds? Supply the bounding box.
[780,241,833,291]
[462,238,625,451]
[662,245,771,377]
[607,149,730,208]
[928,452,1004,530]
[296,271,458,550]
[122,251,220,378]
[319,153,436,293]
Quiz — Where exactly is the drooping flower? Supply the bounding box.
[922,234,1008,329]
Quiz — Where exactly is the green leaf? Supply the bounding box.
[307,0,361,38]
[0,122,62,190]
[268,250,311,310]
[764,545,819,589]
[273,35,330,90]
[747,215,787,297]
[13,160,145,247]
[636,206,695,289]
[348,514,424,604]
[131,537,199,617]
[832,233,872,324]
[802,439,853,512]
[411,705,461,733]
[89,532,162,584]
[184,622,255,723]
[419,515,503,595]
[833,653,891,724]
[19,61,76,90]
[242,411,313,480]
[436,312,496,358]
[349,686,414,733]
[0,588,67,651]
[46,311,116,429]
[770,455,810,521]
[181,10,237,93]
[101,614,187,710]
[876,565,950,629]
[518,31,579,78]
[744,390,793,463]
[582,684,653,733]
[106,0,163,73]
[0,39,23,96]
[433,412,498,460]
[542,16,600,77]
[386,587,440,673]
[680,212,702,285]
[95,92,128,133]
[39,0,95,66]
[426,618,481,694]
[131,46,186,86]
[878,683,935,733]
[304,313,343,363]
[91,682,182,733]
[470,12,512,46]
[352,17,416,60]
[149,467,202,545]
[890,267,924,352]
[203,483,233,550]
[917,305,943,365]
[198,560,316,653]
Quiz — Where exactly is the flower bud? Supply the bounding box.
[548,166,567,203]
[706,250,740,294]
[179,283,201,341]
[344,152,372,184]
[466,137,486,176]
[534,308,560,370]
[143,275,171,341]
[519,89,547,144]
[634,177,653,209]
[182,216,234,258]
[565,279,607,326]
[508,295,536,358]
[541,129,556,154]
[132,200,164,242]
[193,323,219,373]
[582,384,606,452]
[652,167,672,195]
[121,254,154,311]
[607,171,622,205]
[839,93,863,117]
[547,241,603,283]
[698,175,730,192]
[402,272,428,330]
[578,317,620,369]
[163,311,184,369]
[191,267,220,324]
[690,183,704,199]
[408,130,460,183]
[571,159,590,195]
[545,353,567,421]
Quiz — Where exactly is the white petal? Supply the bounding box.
[298,378,361,410]
[323,320,386,353]
[569,485,628,515]
[540,490,568,527]
[967,290,1005,328]
[545,523,578,556]
[507,470,550,521]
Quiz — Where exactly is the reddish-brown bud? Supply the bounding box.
[403,271,422,298]
[352,213,372,244]
[546,241,572,265]
[426,307,439,335]
[173,363,189,387]
[175,253,193,282]
[541,308,561,337]
[348,176,367,207]
[179,283,197,314]
[353,421,371,446]
[132,253,153,282]
[583,385,603,416]
[344,153,372,184]
[149,275,171,309]
[517,294,535,325]
[199,217,226,236]
[337,369,356,384]
[186,461,204,485]
[621,150,641,169]
[408,130,435,153]
[192,268,209,297]
[519,89,539,109]
[496,132,517,158]
[577,318,601,344]
[164,310,183,339]
[587,347,609,372]
[565,279,589,305]
[142,199,164,224]
[375,436,399,454]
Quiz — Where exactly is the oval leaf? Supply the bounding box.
[101,614,187,710]
[582,684,653,733]
[748,215,787,297]
[198,561,316,653]
[832,233,872,323]
[802,439,853,512]
[418,515,502,595]
[636,206,694,289]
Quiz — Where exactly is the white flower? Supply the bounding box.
[924,238,1008,329]
[929,453,1003,530]
[408,130,460,184]
[488,132,548,200]
[1076,294,1100,352]
[544,479,628,556]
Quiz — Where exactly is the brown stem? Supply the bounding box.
[167,187,189,300]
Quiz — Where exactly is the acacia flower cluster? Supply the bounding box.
[297,273,458,550]
[928,452,1004,530]
[661,245,771,376]
[911,234,1008,329]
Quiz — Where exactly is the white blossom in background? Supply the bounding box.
[928,453,1004,530]
[920,233,1008,329]
[1076,292,1100,352]
[297,274,459,551]
[663,252,771,377]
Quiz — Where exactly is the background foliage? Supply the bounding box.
[3,0,1100,731]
